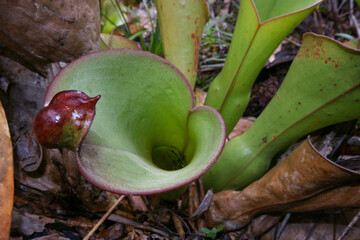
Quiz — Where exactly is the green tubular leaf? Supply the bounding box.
[205,0,324,134]
[100,33,140,50]
[77,106,225,195]
[154,0,209,89]
[203,33,360,192]
[254,0,322,22]
[45,49,225,195]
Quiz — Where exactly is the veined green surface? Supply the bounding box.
[155,0,209,89]
[100,33,140,50]
[45,49,225,195]
[205,0,324,134]
[203,33,360,192]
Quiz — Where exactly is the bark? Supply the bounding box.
[0,0,100,76]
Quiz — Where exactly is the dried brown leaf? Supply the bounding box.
[207,137,360,231]
[129,196,148,212]
[228,118,254,140]
[261,223,360,240]
[0,100,13,239]
[195,88,207,106]
[172,212,185,238]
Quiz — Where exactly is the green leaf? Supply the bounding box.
[45,49,226,195]
[100,33,140,50]
[101,0,129,34]
[335,33,360,50]
[101,13,125,34]
[203,33,360,192]
[335,33,358,44]
[128,30,149,41]
[200,228,212,234]
[207,232,216,239]
[201,225,224,240]
[154,0,209,89]
[215,225,224,232]
[205,0,324,134]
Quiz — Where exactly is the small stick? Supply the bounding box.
[338,0,347,10]
[350,15,360,38]
[107,214,170,237]
[350,0,360,38]
[276,213,291,240]
[305,223,318,240]
[337,210,360,240]
[109,28,116,47]
[84,195,125,240]
[209,5,224,52]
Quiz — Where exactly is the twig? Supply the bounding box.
[331,0,339,13]
[350,0,360,38]
[305,223,318,240]
[275,213,291,240]
[174,212,192,235]
[286,38,302,48]
[336,155,360,162]
[200,63,225,72]
[337,210,360,240]
[211,9,224,51]
[150,211,177,235]
[338,0,348,10]
[109,28,116,47]
[107,213,171,237]
[83,195,125,240]
[350,0,355,16]
[350,15,360,38]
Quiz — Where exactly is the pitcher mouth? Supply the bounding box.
[151,146,187,171]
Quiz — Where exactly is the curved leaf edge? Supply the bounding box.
[205,0,325,134]
[44,49,195,108]
[43,49,199,195]
[100,33,140,50]
[75,105,226,196]
[201,0,210,20]
[304,32,360,54]
[308,135,360,175]
[213,33,360,191]
[44,49,225,195]
[252,0,325,25]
